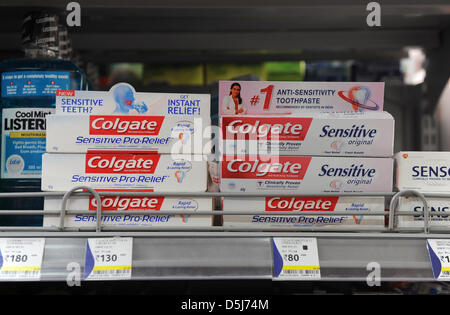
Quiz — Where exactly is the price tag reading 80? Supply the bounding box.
[272,238,321,280]
[0,238,45,280]
[84,237,133,281]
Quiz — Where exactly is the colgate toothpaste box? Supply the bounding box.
[219,81,384,115]
[220,112,394,157]
[396,196,450,228]
[43,195,213,228]
[395,152,450,192]
[50,83,211,154]
[46,114,211,154]
[222,196,385,228]
[220,155,393,193]
[41,153,207,192]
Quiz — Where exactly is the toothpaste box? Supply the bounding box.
[50,83,211,154]
[222,196,385,228]
[219,81,384,115]
[41,153,207,192]
[43,195,213,228]
[220,111,394,157]
[220,155,393,193]
[395,151,450,192]
[46,114,211,154]
[396,197,450,228]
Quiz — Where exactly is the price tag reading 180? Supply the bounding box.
[0,238,45,280]
[272,238,320,280]
[427,239,450,280]
[84,237,133,281]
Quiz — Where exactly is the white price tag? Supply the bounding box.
[427,239,450,280]
[84,237,133,280]
[0,238,45,280]
[272,238,320,280]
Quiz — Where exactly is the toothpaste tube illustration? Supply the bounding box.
[395,151,450,192]
[220,155,393,193]
[222,196,385,228]
[396,196,450,228]
[46,114,211,154]
[220,111,394,156]
[43,195,213,228]
[41,153,207,192]
[219,81,384,115]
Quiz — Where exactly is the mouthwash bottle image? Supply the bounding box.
[0,12,86,226]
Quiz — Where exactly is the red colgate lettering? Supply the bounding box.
[89,196,164,211]
[221,156,311,180]
[89,116,164,135]
[265,197,339,211]
[222,117,312,141]
[85,154,160,174]
[56,90,74,96]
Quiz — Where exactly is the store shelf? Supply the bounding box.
[0,188,448,282]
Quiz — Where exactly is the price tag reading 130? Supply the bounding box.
[426,239,450,280]
[84,237,133,281]
[0,238,45,280]
[272,238,321,280]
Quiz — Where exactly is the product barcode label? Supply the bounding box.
[427,239,450,280]
[273,238,321,280]
[0,239,45,281]
[84,238,133,281]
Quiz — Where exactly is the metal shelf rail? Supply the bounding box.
[0,186,448,282]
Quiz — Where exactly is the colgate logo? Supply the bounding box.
[265,197,338,211]
[56,90,74,96]
[89,196,164,211]
[89,116,165,135]
[222,156,311,179]
[222,117,312,141]
[85,153,161,174]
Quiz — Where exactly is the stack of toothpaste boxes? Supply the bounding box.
[395,151,450,229]
[41,82,213,229]
[218,81,394,229]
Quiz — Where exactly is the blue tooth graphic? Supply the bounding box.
[272,240,284,278]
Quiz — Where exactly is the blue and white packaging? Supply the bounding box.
[47,83,211,154]
[43,195,213,228]
[395,152,450,192]
[397,197,450,228]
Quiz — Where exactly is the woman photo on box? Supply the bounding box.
[222,82,247,115]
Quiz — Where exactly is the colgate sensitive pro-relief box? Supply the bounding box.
[220,155,393,193]
[220,112,394,156]
[395,152,450,192]
[44,195,213,228]
[49,83,211,154]
[219,81,384,115]
[41,153,207,192]
[396,197,450,228]
[222,196,385,228]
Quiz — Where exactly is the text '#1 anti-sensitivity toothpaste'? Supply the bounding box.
[396,196,450,228]
[44,195,213,228]
[220,111,394,157]
[395,151,450,192]
[41,153,207,192]
[222,196,385,228]
[46,113,211,154]
[218,80,384,115]
[220,155,393,193]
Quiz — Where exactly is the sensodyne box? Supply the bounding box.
[48,82,211,154]
[222,196,385,227]
[41,153,207,192]
[44,195,213,228]
[220,111,394,157]
[395,151,450,192]
[220,155,393,194]
[396,197,450,228]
